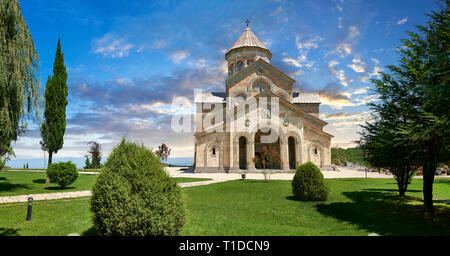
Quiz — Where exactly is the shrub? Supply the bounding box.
[292,162,329,201]
[90,139,185,236]
[47,161,79,188]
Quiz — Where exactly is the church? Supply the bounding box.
[193,24,333,173]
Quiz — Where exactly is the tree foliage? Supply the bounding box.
[84,140,102,169]
[359,1,449,212]
[40,39,68,164]
[331,147,365,166]
[0,0,40,161]
[292,162,329,201]
[47,161,78,189]
[90,139,185,236]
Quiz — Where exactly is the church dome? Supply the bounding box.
[225,24,272,77]
[227,27,269,52]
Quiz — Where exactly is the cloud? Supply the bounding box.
[321,111,374,127]
[92,34,135,58]
[347,58,366,73]
[170,50,190,63]
[282,58,303,68]
[396,17,408,25]
[348,26,360,38]
[295,36,320,50]
[359,66,383,83]
[328,61,348,87]
[335,42,352,56]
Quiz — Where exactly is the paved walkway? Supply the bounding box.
[0,179,223,204]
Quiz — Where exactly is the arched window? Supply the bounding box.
[237,61,243,72]
[229,64,234,76]
[212,147,216,156]
[253,80,269,93]
[247,59,254,66]
[314,147,318,155]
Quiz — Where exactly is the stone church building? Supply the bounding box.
[193,25,333,173]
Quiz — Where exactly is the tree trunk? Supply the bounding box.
[397,181,407,196]
[423,161,436,214]
[46,151,53,184]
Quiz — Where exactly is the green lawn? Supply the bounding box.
[0,178,448,236]
[0,171,98,196]
[0,171,211,197]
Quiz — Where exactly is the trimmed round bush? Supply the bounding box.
[292,162,329,201]
[90,139,185,236]
[47,161,79,188]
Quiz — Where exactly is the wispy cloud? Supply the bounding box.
[347,58,366,73]
[328,60,349,87]
[396,17,408,25]
[170,50,190,63]
[282,58,303,68]
[92,34,135,58]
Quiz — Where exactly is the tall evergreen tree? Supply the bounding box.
[0,0,41,168]
[40,39,68,166]
[360,1,449,213]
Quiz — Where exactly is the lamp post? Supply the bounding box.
[26,196,33,221]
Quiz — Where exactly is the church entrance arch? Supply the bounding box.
[254,128,281,169]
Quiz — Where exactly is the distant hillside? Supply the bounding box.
[331,147,365,166]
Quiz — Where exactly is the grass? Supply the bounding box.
[181,178,450,236]
[173,177,211,183]
[0,178,448,236]
[0,171,211,197]
[0,171,97,197]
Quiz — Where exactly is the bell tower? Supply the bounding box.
[225,21,272,77]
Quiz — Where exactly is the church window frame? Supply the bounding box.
[229,64,234,76]
[237,60,243,72]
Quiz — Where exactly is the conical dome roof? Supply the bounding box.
[225,26,271,60]
[227,27,268,52]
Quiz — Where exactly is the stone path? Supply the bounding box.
[0,191,92,204]
[0,179,223,204]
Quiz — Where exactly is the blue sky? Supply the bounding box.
[9,0,441,167]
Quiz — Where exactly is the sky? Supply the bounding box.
[8,0,442,167]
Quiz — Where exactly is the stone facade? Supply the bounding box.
[193,26,333,173]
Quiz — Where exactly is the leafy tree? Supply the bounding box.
[292,162,329,201]
[84,140,102,169]
[40,39,68,165]
[0,0,41,164]
[90,139,185,235]
[331,147,365,166]
[359,111,419,196]
[47,161,78,189]
[360,1,449,212]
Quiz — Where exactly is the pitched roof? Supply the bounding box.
[227,27,269,53]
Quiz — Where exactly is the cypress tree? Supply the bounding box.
[40,39,68,167]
